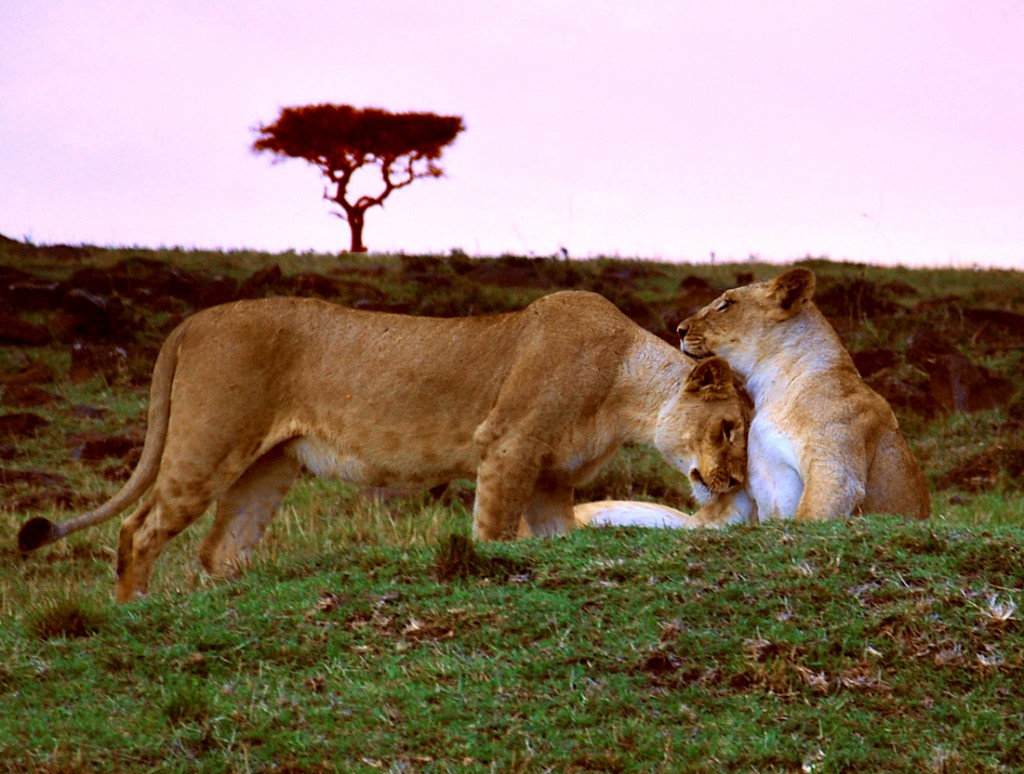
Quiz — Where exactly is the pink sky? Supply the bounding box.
[2,1,1022,268]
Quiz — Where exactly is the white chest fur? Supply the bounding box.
[747,415,804,520]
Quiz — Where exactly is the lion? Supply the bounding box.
[677,267,930,521]
[18,290,749,602]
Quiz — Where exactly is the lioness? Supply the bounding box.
[19,291,748,602]
[678,268,930,521]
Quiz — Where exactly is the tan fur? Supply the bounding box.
[678,268,930,522]
[19,291,749,602]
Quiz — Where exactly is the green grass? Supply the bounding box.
[3,518,1024,771]
[2,242,1024,770]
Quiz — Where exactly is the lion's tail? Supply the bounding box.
[17,320,189,553]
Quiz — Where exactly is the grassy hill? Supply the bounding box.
[1,240,1023,771]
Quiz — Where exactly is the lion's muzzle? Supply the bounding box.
[690,466,741,496]
[676,322,714,360]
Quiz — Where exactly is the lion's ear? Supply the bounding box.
[685,356,735,400]
[766,268,815,319]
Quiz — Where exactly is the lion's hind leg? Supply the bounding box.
[116,479,214,603]
[199,444,302,578]
[115,445,289,602]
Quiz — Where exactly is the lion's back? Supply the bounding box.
[162,292,646,453]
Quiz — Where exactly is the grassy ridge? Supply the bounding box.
[3,518,1024,771]
[2,244,1024,770]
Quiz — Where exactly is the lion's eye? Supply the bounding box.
[716,297,734,312]
[721,420,735,442]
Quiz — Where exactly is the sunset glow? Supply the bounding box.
[2,1,1022,268]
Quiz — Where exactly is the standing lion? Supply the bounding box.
[20,291,749,601]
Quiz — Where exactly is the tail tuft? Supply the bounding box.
[18,517,58,552]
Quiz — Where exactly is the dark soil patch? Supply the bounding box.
[0,467,68,489]
[0,311,51,346]
[0,362,55,386]
[937,443,1024,493]
[68,342,130,385]
[0,467,79,511]
[815,277,903,321]
[907,332,1014,413]
[0,384,63,408]
[0,412,50,439]
[866,372,938,419]
[66,431,143,463]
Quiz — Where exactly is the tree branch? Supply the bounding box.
[350,153,439,210]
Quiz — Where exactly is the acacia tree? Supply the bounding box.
[253,104,465,252]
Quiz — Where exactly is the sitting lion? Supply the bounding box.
[19,290,749,602]
[678,268,930,521]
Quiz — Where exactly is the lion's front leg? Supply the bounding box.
[472,437,544,541]
[519,475,575,537]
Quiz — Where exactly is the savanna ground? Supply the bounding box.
[1,237,1023,772]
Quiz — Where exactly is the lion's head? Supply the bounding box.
[656,356,750,504]
[676,268,816,373]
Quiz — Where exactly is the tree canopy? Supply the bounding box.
[253,104,465,252]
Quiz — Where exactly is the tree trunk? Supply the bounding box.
[347,209,367,253]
